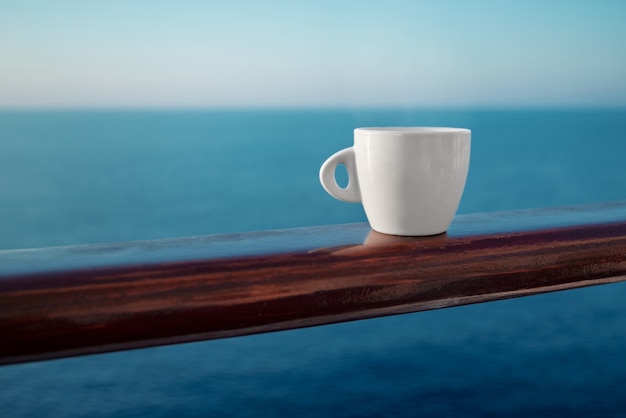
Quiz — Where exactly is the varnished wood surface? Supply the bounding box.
[1,201,626,365]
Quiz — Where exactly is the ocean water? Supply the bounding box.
[1,109,626,416]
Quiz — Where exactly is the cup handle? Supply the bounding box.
[319,147,361,203]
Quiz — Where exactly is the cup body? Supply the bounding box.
[320,127,470,236]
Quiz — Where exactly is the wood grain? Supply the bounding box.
[1,201,626,365]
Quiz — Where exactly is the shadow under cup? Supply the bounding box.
[320,127,471,236]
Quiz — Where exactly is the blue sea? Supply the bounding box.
[1,109,626,417]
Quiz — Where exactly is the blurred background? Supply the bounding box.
[1,1,626,416]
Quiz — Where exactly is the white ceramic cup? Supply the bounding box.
[320,127,471,236]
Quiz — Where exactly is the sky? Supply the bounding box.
[1,0,625,109]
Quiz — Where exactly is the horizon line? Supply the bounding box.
[2,104,626,112]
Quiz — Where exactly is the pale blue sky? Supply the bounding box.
[1,0,625,108]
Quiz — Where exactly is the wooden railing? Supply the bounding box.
[1,201,626,365]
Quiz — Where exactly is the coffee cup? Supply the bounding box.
[320,127,470,236]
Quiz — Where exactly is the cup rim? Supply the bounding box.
[355,127,470,134]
